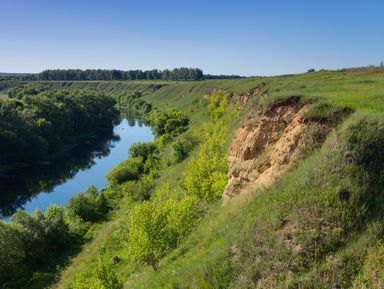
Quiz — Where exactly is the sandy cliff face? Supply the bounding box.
[223,97,336,200]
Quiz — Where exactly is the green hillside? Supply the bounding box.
[2,67,384,289]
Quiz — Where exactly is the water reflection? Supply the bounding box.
[0,117,153,218]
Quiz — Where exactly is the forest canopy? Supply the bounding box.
[22,68,204,81]
[0,89,118,173]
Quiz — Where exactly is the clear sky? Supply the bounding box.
[1,0,383,76]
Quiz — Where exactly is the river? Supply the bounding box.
[0,119,154,219]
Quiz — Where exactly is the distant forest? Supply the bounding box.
[1,68,243,81]
[23,68,205,81]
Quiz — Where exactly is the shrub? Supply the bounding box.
[184,129,228,201]
[45,205,71,249]
[66,186,109,222]
[172,133,198,163]
[106,157,144,186]
[72,259,122,289]
[129,142,158,161]
[95,258,121,289]
[120,175,155,202]
[128,142,159,173]
[0,222,25,285]
[208,92,231,120]
[156,133,173,148]
[149,109,189,136]
[128,196,199,270]
[11,210,47,263]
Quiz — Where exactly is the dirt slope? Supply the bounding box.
[223,97,341,200]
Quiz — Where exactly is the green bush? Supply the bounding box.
[149,109,189,137]
[66,186,109,222]
[172,133,198,163]
[72,259,121,289]
[128,196,199,270]
[156,133,173,148]
[208,92,231,120]
[120,175,155,202]
[129,142,158,161]
[45,205,71,249]
[0,222,25,285]
[106,157,144,186]
[184,128,228,201]
[129,142,159,173]
[95,259,121,289]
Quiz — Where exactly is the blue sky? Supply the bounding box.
[1,0,383,75]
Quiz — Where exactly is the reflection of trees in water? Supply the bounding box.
[121,110,149,128]
[0,128,118,217]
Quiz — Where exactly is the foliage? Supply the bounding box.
[95,258,121,289]
[0,183,114,287]
[115,92,152,114]
[72,259,121,289]
[171,133,199,163]
[118,174,156,202]
[106,157,144,186]
[0,89,118,173]
[184,126,228,201]
[128,196,199,270]
[10,67,384,289]
[66,186,109,222]
[149,109,189,137]
[129,142,158,162]
[0,222,25,285]
[7,83,48,98]
[208,92,231,120]
[156,133,173,148]
[23,68,203,81]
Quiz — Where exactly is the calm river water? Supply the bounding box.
[0,119,153,219]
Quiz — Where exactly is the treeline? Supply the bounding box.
[0,88,118,173]
[0,185,113,288]
[0,99,193,288]
[0,89,234,288]
[22,68,204,81]
[202,74,243,80]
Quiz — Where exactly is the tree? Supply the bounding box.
[66,186,109,222]
[184,128,228,201]
[25,68,204,81]
[0,222,25,285]
[381,61,383,67]
[128,197,198,270]
[106,157,144,186]
[172,133,198,163]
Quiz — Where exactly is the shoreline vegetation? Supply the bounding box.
[1,66,384,288]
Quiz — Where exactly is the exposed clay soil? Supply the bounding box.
[223,96,340,200]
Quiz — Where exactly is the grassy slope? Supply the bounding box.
[51,67,384,288]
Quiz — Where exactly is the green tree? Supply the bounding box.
[66,186,109,222]
[106,157,144,186]
[128,197,198,270]
[0,222,25,285]
[184,128,228,201]
[172,133,198,163]
[208,92,231,120]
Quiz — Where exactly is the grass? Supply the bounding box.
[26,66,384,288]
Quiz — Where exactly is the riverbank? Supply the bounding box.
[2,67,384,288]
